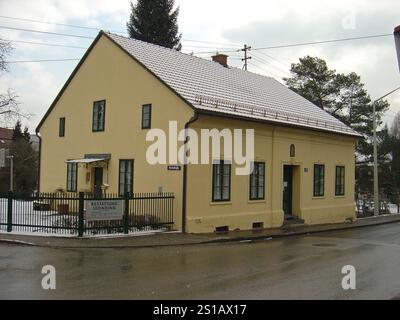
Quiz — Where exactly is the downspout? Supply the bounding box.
[182,111,199,234]
[35,129,42,193]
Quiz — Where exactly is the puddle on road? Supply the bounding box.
[312,243,337,247]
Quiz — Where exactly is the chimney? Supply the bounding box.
[212,53,228,67]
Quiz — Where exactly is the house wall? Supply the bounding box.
[185,115,357,233]
[38,34,357,234]
[38,35,194,231]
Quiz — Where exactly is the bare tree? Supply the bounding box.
[0,39,30,126]
[0,39,12,73]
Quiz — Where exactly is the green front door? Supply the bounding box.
[93,167,103,198]
[283,166,293,216]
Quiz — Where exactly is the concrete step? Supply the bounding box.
[283,216,306,228]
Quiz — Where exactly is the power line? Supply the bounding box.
[0,25,239,51]
[182,38,242,47]
[0,15,126,34]
[0,14,243,47]
[6,58,80,63]
[253,34,392,51]
[1,39,87,49]
[256,50,291,68]
[0,25,94,39]
[2,37,236,53]
[248,61,281,80]
[251,54,290,76]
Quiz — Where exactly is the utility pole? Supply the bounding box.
[394,25,400,71]
[372,87,400,216]
[6,155,14,192]
[371,25,400,216]
[372,101,379,217]
[241,44,252,71]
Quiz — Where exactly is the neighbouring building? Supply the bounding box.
[36,31,360,234]
[0,127,13,192]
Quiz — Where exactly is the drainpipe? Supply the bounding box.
[182,111,199,234]
[35,130,42,193]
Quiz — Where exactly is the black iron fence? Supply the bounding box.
[0,192,175,236]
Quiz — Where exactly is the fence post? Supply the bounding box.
[123,193,129,234]
[78,192,84,237]
[7,191,13,233]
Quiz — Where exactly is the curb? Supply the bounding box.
[203,215,400,245]
[0,239,37,246]
[1,216,400,249]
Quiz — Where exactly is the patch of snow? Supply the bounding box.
[388,203,399,214]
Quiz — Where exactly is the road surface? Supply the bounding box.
[1,222,400,299]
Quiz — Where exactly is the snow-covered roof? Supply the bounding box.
[106,32,359,137]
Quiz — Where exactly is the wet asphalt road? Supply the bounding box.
[1,222,400,300]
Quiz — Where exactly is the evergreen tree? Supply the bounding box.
[284,56,389,163]
[127,0,182,50]
[283,56,339,111]
[10,121,37,193]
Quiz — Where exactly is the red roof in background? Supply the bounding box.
[0,128,14,141]
[395,25,400,33]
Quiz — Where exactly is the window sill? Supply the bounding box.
[312,196,325,200]
[334,195,346,199]
[248,199,266,204]
[210,201,232,206]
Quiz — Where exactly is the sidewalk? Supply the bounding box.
[1,214,400,249]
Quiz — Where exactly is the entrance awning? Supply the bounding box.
[65,158,108,164]
[65,155,111,164]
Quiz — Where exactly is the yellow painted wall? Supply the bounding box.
[39,34,357,234]
[185,115,357,233]
[39,34,194,231]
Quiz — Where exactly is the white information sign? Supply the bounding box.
[86,200,124,221]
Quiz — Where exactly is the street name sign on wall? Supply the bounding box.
[86,200,124,221]
[168,165,182,171]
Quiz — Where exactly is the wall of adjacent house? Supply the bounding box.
[185,115,357,233]
[38,34,194,231]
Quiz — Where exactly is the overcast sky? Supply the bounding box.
[0,0,399,132]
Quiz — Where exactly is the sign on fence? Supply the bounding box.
[86,200,124,221]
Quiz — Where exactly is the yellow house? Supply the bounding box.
[36,31,360,234]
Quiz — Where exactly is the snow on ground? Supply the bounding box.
[388,203,399,214]
[0,198,75,235]
[0,198,167,237]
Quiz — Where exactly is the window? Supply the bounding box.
[313,164,325,197]
[59,117,65,137]
[335,166,345,196]
[212,161,231,202]
[142,104,152,129]
[66,163,77,192]
[119,160,134,196]
[92,100,106,132]
[250,162,265,200]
